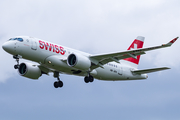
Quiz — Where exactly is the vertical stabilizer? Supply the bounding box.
[123,36,145,68]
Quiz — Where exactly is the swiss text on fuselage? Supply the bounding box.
[39,40,65,55]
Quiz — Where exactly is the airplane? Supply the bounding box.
[2,36,178,88]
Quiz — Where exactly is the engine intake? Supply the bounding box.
[18,63,41,79]
[67,53,91,70]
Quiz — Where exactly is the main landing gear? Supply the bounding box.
[84,75,94,83]
[13,55,20,69]
[53,72,63,88]
[53,72,94,88]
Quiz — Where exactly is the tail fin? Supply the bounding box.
[123,36,145,68]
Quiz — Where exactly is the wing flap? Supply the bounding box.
[132,67,170,74]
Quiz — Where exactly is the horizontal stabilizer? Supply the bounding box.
[132,67,170,74]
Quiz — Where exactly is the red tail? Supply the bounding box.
[124,36,145,65]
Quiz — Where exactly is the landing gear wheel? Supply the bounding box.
[58,81,63,87]
[84,75,94,83]
[54,81,63,88]
[84,76,89,83]
[54,81,59,88]
[14,65,19,69]
[89,75,94,82]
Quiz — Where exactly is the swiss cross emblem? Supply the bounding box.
[130,43,138,59]
[130,43,138,50]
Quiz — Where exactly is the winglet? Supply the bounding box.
[164,37,179,46]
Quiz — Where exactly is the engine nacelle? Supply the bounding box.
[18,63,41,79]
[67,53,91,70]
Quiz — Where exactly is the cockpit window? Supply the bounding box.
[17,38,23,42]
[9,38,23,42]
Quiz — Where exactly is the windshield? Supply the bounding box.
[9,38,23,42]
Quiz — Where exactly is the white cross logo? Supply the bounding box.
[130,43,138,59]
[130,43,138,50]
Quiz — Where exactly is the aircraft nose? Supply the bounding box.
[2,41,16,54]
[2,42,10,51]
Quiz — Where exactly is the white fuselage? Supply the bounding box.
[2,36,147,81]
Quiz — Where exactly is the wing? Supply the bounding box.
[38,64,54,74]
[90,37,178,69]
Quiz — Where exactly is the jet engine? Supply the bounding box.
[18,63,41,79]
[67,53,91,70]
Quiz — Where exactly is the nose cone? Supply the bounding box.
[2,41,16,55]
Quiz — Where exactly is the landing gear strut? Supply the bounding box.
[53,72,63,88]
[84,74,94,83]
[13,55,20,69]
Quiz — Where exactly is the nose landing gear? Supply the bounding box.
[13,55,20,69]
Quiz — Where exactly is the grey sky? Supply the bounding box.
[0,0,180,120]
